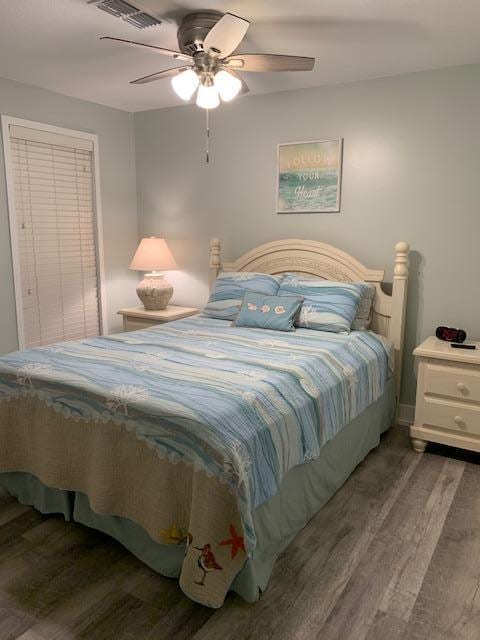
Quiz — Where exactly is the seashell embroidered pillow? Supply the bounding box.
[233,291,304,331]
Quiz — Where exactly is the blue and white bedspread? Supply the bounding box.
[0,316,392,544]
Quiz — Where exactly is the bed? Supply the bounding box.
[0,238,409,608]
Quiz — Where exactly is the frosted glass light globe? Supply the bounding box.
[214,70,241,102]
[171,69,199,101]
[196,84,220,109]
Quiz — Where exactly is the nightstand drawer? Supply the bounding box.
[123,318,159,331]
[424,362,480,403]
[118,306,199,332]
[423,397,480,436]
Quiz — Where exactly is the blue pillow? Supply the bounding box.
[203,272,283,320]
[278,274,368,333]
[234,291,304,331]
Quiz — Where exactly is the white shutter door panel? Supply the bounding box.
[9,128,101,348]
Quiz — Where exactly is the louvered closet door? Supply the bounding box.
[9,125,101,348]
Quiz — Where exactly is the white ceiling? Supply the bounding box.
[0,0,479,112]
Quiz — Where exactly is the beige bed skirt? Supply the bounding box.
[0,396,246,608]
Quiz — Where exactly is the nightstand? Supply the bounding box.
[117,305,199,332]
[410,336,480,453]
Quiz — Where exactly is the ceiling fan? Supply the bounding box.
[101,10,315,109]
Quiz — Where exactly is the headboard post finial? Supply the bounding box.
[394,241,410,279]
[209,238,221,289]
[391,241,410,402]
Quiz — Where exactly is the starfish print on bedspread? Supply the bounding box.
[160,522,188,545]
[219,524,246,559]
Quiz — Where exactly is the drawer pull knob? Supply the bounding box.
[454,415,464,426]
[457,382,468,393]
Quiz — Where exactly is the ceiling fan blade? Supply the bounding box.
[225,53,315,72]
[203,13,250,58]
[130,66,190,85]
[100,37,193,62]
[223,68,249,95]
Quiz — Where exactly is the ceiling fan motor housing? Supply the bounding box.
[177,10,224,56]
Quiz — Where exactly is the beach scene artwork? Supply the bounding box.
[277,139,343,213]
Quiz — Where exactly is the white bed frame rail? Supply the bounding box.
[209,238,409,400]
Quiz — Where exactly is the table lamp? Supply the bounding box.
[129,237,177,310]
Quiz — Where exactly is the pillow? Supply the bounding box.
[351,284,376,331]
[234,292,304,332]
[203,272,283,320]
[278,274,369,333]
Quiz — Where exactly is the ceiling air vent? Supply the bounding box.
[123,12,160,29]
[89,0,161,28]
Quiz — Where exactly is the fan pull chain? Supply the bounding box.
[206,108,210,164]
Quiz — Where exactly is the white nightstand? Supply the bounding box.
[410,336,480,453]
[117,305,199,332]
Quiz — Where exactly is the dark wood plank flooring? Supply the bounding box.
[1,426,479,640]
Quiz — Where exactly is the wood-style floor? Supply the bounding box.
[1,425,479,640]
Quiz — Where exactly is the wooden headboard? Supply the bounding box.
[209,238,409,400]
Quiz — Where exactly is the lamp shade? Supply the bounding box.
[129,237,177,272]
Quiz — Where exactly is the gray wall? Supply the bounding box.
[135,64,480,405]
[0,76,139,355]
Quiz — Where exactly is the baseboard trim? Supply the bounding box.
[397,403,415,427]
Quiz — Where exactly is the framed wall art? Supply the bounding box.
[277,138,343,213]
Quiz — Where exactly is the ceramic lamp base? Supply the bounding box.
[136,273,173,310]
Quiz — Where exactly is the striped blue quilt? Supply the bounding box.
[0,316,392,548]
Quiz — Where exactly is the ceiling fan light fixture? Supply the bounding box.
[171,68,199,101]
[196,84,220,109]
[214,69,241,102]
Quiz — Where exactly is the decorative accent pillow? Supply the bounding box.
[203,272,283,320]
[233,292,304,332]
[278,274,369,333]
[351,284,376,331]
